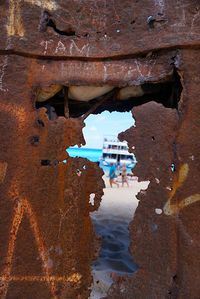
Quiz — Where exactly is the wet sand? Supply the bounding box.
[89,176,149,299]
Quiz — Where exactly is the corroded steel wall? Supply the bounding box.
[108,50,200,299]
[0,1,199,298]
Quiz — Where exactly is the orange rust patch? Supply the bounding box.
[163,164,200,215]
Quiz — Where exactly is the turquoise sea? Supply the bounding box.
[67,147,102,162]
[66,147,136,174]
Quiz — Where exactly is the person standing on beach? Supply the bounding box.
[109,163,119,188]
[121,163,129,187]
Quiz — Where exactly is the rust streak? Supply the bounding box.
[163,164,200,215]
[7,0,24,37]
[0,273,82,283]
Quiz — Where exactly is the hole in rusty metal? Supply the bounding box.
[47,19,76,36]
[155,208,163,215]
[35,87,66,120]
[40,159,59,166]
[41,159,51,166]
[67,111,150,298]
[171,163,176,172]
[30,135,40,145]
[40,11,76,36]
[89,193,95,206]
[33,69,182,297]
[35,69,182,122]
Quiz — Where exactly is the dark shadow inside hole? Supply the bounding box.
[35,88,66,120]
[35,68,182,121]
[47,19,76,36]
[39,11,76,36]
[30,135,40,145]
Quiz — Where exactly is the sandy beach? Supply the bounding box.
[89,176,149,299]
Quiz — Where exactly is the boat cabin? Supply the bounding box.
[102,138,136,167]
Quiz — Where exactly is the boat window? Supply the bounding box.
[112,145,118,149]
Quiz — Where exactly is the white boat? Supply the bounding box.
[101,136,136,167]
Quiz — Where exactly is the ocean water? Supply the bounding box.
[66,147,136,174]
[67,147,110,174]
[67,147,102,162]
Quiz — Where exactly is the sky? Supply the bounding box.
[83,111,135,148]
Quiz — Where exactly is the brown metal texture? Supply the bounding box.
[0,56,104,298]
[1,0,200,58]
[0,51,175,299]
[107,50,200,299]
[0,1,200,299]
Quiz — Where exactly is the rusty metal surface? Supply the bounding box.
[0,54,104,298]
[106,52,200,298]
[1,0,200,58]
[0,1,200,299]
[31,53,174,87]
[107,102,179,299]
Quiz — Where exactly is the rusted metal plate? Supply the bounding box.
[170,50,200,299]
[0,46,176,299]
[31,52,174,86]
[107,102,179,298]
[0,55,104,298]
[1,1,200,58]
[0,1,200,298]
[106,52,200,298]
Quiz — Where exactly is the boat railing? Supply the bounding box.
[103,136,120,143]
